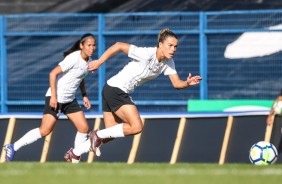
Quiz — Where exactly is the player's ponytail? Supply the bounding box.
[157,28,178,47]
[63,33,95,57]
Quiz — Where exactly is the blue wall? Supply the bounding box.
[0,11,282,113]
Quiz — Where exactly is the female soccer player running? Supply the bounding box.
[65,28,202,162]
[4,33,96,162]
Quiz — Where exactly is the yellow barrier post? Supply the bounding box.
[127,118,145,164]
[170,117,186,164]
[219,115,234,165]
[40,132,53,163]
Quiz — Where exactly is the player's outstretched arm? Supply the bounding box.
[88,42,130,72]
[169,73,202,89]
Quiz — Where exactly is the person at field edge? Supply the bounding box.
[64,28,202,162]
[4,33,96,162]
[266,89,282,155]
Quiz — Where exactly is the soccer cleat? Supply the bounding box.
[88,130,102,157]
[4,144,16,162]
[64,148,80,163]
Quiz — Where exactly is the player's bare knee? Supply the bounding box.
[78,125,89,133]
[132,123,143,134]
[39,128,51,137]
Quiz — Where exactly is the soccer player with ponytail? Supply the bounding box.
[4,33,96,162]
[65,28,202,162]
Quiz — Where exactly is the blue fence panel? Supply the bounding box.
[0,16,7,113]
[104,12,199,32]
[206,11,282,99]
[6,14,99,34]
[206,10,282,31]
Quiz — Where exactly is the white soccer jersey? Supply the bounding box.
[107,44,177,93]
[45,50,90,103]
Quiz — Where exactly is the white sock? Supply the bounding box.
[74,131,87,149]
[72,139,91,156]
[96,123,125,139]
[13,128,42,151]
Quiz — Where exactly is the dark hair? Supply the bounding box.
[157,28,178,47]
[63,33,95,57]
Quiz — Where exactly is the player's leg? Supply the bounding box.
[67,107,142,160]
[4,97,57,161]
[114,104,143,135]
[67,111,89,148]
[94,83,143,139]
[100,111,122,144]
[104,110,122,128]
[3,119,46,162]
[38,114,58,136]
[14,114,57,150]
[67,111,120,161]
[88,84,143,153]
[63,99,89,149]
[63,101,90,162]
[88,104,142,156]
[96,104,143,138]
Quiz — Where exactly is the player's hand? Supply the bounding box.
[50,96,58,110]
[88,60,101,72]
[83,96,91,109]
[187,73,202,86]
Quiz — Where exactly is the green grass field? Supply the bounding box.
[1,163,282,184]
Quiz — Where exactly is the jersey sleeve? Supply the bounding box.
[164,59,177,75]
[58,54,77,72]
[128,44,153,62]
